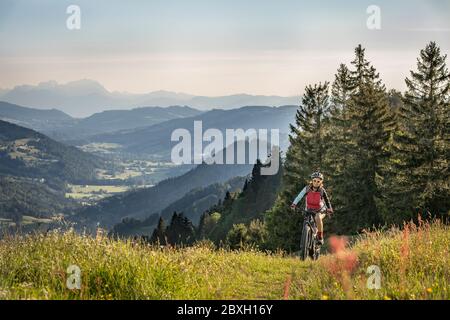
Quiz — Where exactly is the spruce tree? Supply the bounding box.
[266,82,331,251]
[326,63,356,233]
[242,178,248,192]
[150,217,166,244]
[388,41,450,219]
[250,159,263,193]
[338,45,395,232]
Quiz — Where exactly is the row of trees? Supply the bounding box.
[150,212,196,245]
[148,157,280,248]
[266,42,449,251]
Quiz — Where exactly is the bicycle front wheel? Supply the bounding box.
[299,223,311,260]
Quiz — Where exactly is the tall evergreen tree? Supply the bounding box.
[386,41,450,220]
[266,82,331,251]
[335,45,395,232]
[325,63,356,233]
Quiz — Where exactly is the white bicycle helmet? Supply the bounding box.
[310,171,324,180]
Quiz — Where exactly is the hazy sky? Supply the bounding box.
[0,0,449,96]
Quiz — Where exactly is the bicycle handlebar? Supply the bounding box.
[290,204,330,215]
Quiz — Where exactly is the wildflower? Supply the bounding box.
[325,236,358,275]
[426,288,433,293]
[329,236,347,254]
[401,224,410,260]
[283,275,291,300]
[321,294,329,300]
[343,252,358,273]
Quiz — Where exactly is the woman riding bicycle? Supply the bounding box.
[290,172,333,244]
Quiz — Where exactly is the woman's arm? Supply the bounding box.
[292,186,307,205]
[322,188,333,211]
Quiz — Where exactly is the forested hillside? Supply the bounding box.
[0,120,104,184]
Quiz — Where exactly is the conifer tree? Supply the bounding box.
[150,216,166,244]
[266,82,331,251]
[242,178,249,192]
[250,159,263,193]
[387,41,450,219]
[336,45,395,232]
[165,212,196,245]
[326,63,355,233]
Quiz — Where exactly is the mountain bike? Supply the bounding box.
[297,207,325,261]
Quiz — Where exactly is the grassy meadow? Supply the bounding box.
[0,219,448,300]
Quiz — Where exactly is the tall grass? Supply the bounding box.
[0,219,448,300]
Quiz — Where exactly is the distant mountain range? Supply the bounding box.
[0,101,203,140]
[0,85,300,161]
[1,101,297,160]
[0,101,73,132]
[84,105,297,159]
[0,80,300,117]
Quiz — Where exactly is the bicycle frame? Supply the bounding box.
[298,208,325,260]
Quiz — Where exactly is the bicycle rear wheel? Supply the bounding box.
[307,230,317,260]
[311,241,321,260]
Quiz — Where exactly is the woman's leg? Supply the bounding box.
[315,212,326,239]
